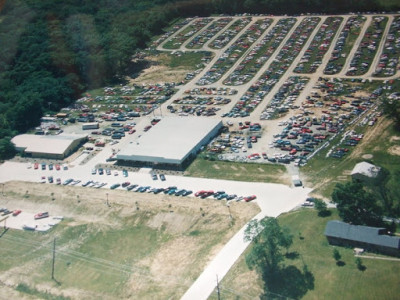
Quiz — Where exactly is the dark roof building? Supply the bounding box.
[324,220,400,257]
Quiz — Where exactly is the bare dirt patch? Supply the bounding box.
[388,145,400,156]
[128,54,189,84]
[362,154,373,159]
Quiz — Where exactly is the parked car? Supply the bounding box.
[12,210,22,216]
[159,174,166,181]
[110,183,121,189]
[244,195,257,202]
[34,212,49,220]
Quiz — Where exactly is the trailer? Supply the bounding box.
[82,122,99,130]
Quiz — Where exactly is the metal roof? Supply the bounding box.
[325,220,400,249]
[12,134,87,155]
[351,162,380,178]
[117,117,222,164]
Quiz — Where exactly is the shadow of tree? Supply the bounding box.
[261,265,315,299]
[285,251,299,260]
[336,260,346,267]
[318,210,332,217]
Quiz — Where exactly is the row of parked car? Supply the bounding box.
[194,190,257,202]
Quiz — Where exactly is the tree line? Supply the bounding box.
[0,0,399,159]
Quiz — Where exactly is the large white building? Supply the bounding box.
[116,117,223,169]
[12,133,87,159]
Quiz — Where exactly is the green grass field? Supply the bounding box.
[211,209,400,300]
[185,157,290,184]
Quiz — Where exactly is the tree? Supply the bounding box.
[331,181,383,226]
[244,217,292,279]
[355,257,366,271]
[382,97,400,131]
[314,198,330,217]
[0,138,16,160]
[333,248,341,262]
[245,217,314,299]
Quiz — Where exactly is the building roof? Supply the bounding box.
[117,117,222,164]
[324,220,400,249]
[351,161,380,178]
[12,134,87,155]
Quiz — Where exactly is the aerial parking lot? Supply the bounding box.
[1,11,400,300]
[3,13,399,207]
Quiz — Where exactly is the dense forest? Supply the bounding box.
[0,0,399,159]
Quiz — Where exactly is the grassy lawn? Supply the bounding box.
[158,51,211,69]
[184,157,290,184]
[211,209,400,300]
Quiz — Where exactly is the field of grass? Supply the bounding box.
[211,209,400,300]
[185,157,290,184]
[158,51,211,69]
[0,181,260,299]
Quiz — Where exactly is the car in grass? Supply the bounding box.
[244,195,257,202]
[159,174,166,181]
[110,183,121,189]
[12,210,22,216]
[34,212,49,219]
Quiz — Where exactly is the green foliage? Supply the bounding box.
[314,199,331,217]
[355,257,366,271]
[0,137,16,160]
[244,217,314,299]
[332,181,383,226]
[382,97,400,131]
[332,248,341,262]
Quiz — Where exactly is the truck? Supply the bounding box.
[82,122,99,130]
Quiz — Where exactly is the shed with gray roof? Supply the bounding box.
[324,220,400,257]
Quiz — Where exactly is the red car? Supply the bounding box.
[34,163,39,170]
[12,210,22,216]
[244,195,257,202]
[34,212,49,220]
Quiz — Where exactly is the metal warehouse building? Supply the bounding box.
[116,117,223,169]
[12,133,88,159]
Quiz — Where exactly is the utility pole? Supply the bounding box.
[216,275,221,300]
[51,238,56,280]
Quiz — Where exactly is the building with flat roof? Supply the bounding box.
[12,133,87,159]
[116,117,223,169]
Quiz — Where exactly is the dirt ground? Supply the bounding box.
[0,180,260,299]
[128,54,189,85]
